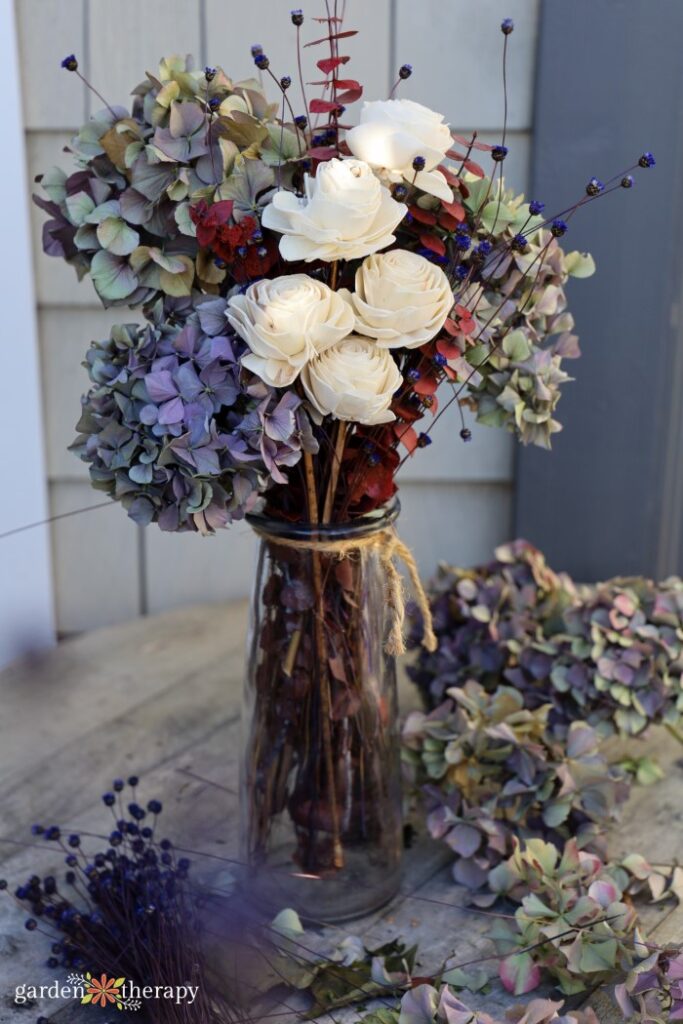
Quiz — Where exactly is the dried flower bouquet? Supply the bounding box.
[36,5,652,916]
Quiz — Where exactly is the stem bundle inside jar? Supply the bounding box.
[244,521,399,879]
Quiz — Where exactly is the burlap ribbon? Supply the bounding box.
[252,525,437,657]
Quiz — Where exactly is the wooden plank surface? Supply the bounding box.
[1,603,682,1021]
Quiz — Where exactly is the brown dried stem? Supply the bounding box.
[322,421,347,523]
[303,452,344,868]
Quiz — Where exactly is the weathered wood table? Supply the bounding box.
[1,602,682,1022]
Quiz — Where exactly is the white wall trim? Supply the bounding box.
[0,0,56,667]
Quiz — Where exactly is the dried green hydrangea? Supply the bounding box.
[413,178,596,448]
[34,55,303,307]
[488,837,649,997]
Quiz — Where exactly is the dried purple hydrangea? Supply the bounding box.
[70,295,316,533]
[546,576,683,736]
[615,945,683,1021]
[407,540,575,707]
[408,541,683,739]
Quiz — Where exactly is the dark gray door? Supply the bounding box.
[515,0,683,581]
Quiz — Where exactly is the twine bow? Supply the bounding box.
[253,525,437,657]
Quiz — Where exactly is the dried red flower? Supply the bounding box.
[190,199,234,248]
[189,202,279,281]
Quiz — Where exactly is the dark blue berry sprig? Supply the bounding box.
[454,230,472,252]
[586,177,605,197]
[390,61,414,97]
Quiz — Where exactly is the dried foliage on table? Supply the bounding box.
[399,539,683,1016]
[402,683,629,887]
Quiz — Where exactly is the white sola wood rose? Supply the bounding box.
[302,336,402,425]
[346,99,453,202]
[342,250,454,349]
[261,158,406,262]
[227,274,354,387]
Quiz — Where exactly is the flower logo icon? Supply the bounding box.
[81,973,125,1008]
[67,970,140,1011]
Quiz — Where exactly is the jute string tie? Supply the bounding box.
[252,525,437,657]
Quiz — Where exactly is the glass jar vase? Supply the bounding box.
[240,502,403,923]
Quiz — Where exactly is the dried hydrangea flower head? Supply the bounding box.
[402,680,625,887]
[408,540,683,738]
[71,296,316,533]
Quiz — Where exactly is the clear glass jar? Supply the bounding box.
[240,502,403,923]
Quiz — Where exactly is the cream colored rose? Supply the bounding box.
[301,335,401,425]
[341,250,453,349]
[261,158,406,263]
[227,274,354,388]
[346,99,453,202]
